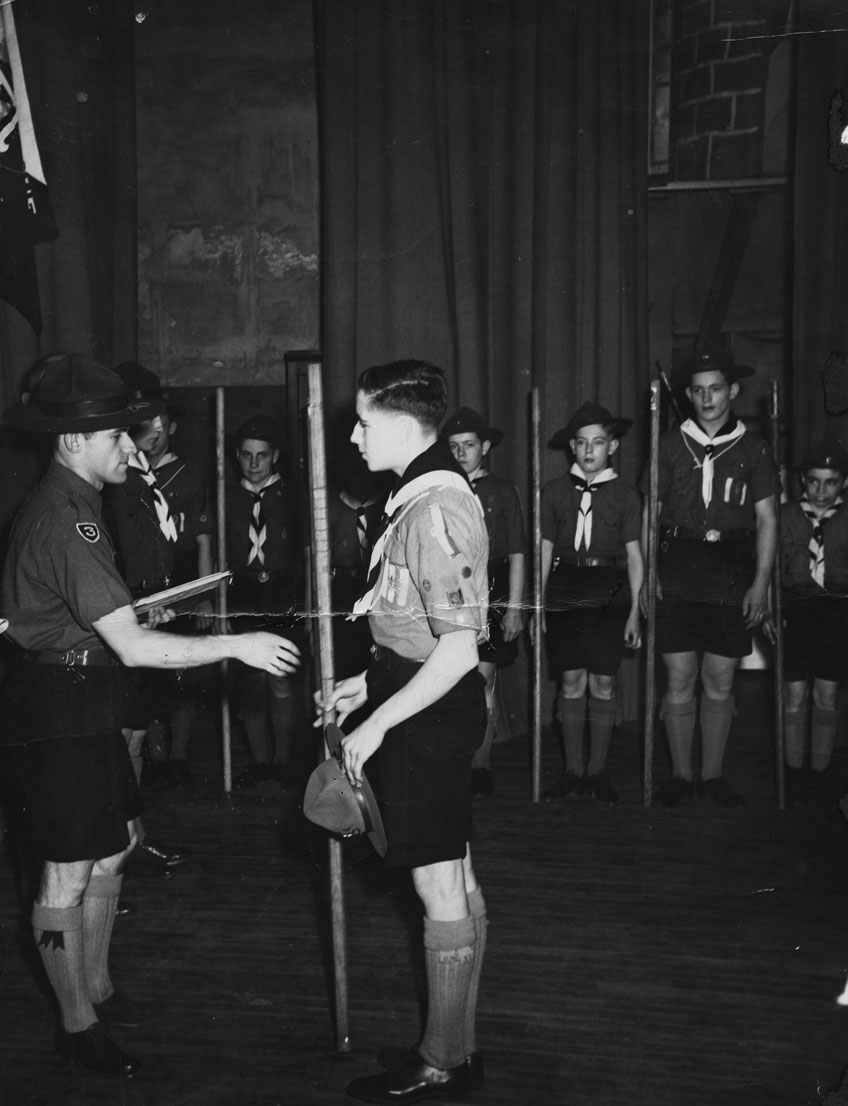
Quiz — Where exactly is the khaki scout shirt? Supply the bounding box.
[2,461,133,653]
[369,484,489,662]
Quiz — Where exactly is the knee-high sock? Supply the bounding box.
[463,887,487,1055]
[169,697,195,761]
[419,915,476,1071]
[559,695,586,775]
[269,677,295,765]
[660,696,696,780]
[811,706,839,772]
[784,707,808,770]
[472,707,496,771]
[587,696,616,776]
[32,903,96,1033]
[239,670,270,763]
[82,873,121,1003]
[700,696,735,781]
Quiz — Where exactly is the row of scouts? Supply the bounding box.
[0,349,845,1103]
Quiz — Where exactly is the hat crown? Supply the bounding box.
[800,436,848,475]
[114,361,162,398]
[234,412,282,447]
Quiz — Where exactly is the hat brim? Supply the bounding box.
[305,724,387,858]
[549,418,633,449]
[5,398,163,434]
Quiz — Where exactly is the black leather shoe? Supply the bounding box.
[652,776,694,808]
[542,770,585,802]
[699,776,745,809]
[54,1023,140,1078]
[587,773,619,805]
[347,1052,471,1103]
[138,836,193,867]
[93,987,163,1028]
[471,768,494,797]
[115,900,137,919]
[377,1046,484,1091]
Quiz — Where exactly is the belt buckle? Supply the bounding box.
[704,529,721,543]
[257,570,270,584]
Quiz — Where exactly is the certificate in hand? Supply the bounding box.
[132,570,232,615]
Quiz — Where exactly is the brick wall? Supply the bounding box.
[671,0,786,181]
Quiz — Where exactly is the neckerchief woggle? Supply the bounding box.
[568,463,617,551]
[679,416,746,507]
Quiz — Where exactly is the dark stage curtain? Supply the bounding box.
[0,0,137,412]
[315,0,650,490]
[792,5,848,456]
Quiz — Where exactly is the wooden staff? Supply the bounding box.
[769,379,786,810]
[643,380,661,808]
[306,360,350,1053]
[531,387,542,803]
[216,387,233,794]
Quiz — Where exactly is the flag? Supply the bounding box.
[0,1,58,333]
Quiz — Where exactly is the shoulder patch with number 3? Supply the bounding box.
[76,522,100,544]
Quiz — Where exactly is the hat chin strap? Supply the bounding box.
[349,785,377,836]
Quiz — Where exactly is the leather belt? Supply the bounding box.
[554,554,627,569]
[330,566,363,580]
[661,526,750,543]
[371,644,426,665]
[22,646,116,667]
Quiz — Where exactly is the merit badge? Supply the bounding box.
[446,589,465,608]
[76,522,100,544]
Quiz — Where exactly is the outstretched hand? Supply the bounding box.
[240,632,301,676]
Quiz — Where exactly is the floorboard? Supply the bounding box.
[3,671,848,1105]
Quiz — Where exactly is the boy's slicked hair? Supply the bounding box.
[356,360,448,431]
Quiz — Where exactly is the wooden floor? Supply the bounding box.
[4,672,848,1106]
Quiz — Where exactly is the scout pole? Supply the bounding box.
[216,386,233,794]
[769,379,786,810]
[643,380,661,808]
[306,361,351,1052]
[531,386,543,803]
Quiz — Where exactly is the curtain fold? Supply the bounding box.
[0,0,137,409]
[316,0,650,491]
[792,5,848,454]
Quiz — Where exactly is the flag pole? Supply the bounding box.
[531,387,542,803]
[769,379,786,810]
[643,380,661,808]
[216,387,233,794]
[306,360,350,1053]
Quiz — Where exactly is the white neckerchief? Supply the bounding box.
[569,463,617,551]
[351,470,481,617]
[241,473,281,565]
[800,494,843,587]
[680,418,746,507]
[129,452,178,542]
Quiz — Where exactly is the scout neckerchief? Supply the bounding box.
[679,416,746,508]
[569,463,617,552]
[129,451,178,542]
[800,494,843,587]
[351,440,481,617]
[339,489,380,565]
[241,472,280,566]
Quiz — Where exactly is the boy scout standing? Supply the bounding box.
[320,360,489,1104]
[0,355,299,1078]
[644,344,779,809]
[540,402,643,805]
[444,406,527,796]
[773,439,848,801]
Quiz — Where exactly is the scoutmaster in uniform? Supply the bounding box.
[0,354,299,1080]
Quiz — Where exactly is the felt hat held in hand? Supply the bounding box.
[303,724,387,858]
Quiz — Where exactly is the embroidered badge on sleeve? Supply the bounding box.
[76,522,100,544]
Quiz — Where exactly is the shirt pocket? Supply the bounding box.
[722,472,749,509]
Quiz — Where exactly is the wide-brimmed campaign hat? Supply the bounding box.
[233,413,283,449]
[798,437,848,476]
[303,724,387,858]
[549,401,633,449]
[441,406,504,447]
[674,341,755,384]
[5,353,158,433]
[114,361,170,417]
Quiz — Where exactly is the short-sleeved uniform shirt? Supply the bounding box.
[542,475,641,560]
[780,500,848,683]
[153,454,212,570]
[369,483,489,661]
[471,472,527,564]
[0,462,134,744]
[103,468,176,590]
